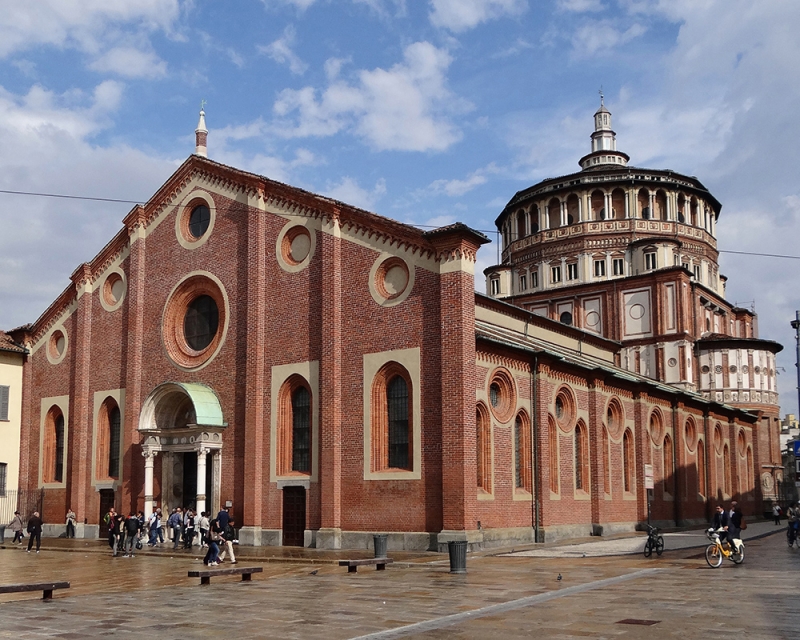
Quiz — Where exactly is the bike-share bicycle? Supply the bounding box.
[643,524,664,557]
[705,528,744,567]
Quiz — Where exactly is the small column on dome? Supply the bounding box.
[195,100,208,157]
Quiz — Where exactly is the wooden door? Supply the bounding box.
[99,489,115,537]
[282,487,306,547]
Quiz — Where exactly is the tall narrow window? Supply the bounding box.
[108,406,121,478]
[519,274,526,291]
[567,263,578,280]
[549,417,559,494]
[594,259,606,277]
[723,444,731,496]
[644,252,657,270]
[574,422,588,491]
[697,442,706,497]
[623,430,633,493]
[476,404,491,492]
[746,447,753,497]
[602,427,610,494]
[0,385,9,421]
[612,258,624,276]
[55,413,65,483]
[514,412,532,493]
[0,462,6,496]
[278,376,314,476]
[663,434,674,495]
[531,271,538,288]
[387,376,410,470]
[490,278,500,295]
[551,265,562,283]
[292,387,311,473]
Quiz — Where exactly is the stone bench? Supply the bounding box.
[0,581,70,600]
[187,566,263,585]
[339,558,394,573]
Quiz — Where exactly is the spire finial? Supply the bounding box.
[599,86,604,106]
[195,101,208,158]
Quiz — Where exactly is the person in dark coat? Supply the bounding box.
[26,511,43,553]
[728,501,743,551]
[711,504,730,546]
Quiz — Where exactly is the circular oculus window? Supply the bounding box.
[685,420,697,451]
[376,257,410,300]
[281,226,312,265]
[555,388,577,433]
[176,194,216,249]
[48,329,67,363]
[101,271,126,310]
[487,368,516,423]
[163,274,228,370]
[188,204,211,239]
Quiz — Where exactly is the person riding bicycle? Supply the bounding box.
[727,501,743,552]
[711,504,731,547]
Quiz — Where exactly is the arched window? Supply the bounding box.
[96,398,121,481]
[723,444,732,497]
[697,441,706,498]
[291,387,311,473]
[278,375,313,476]
[516,209,526,240]
[549,416,559,494]
[514,411,532,493]
[611,188,625,219]
[548,198,561,229]
[43,406,65,484]
[638,189,650,219]
[602,426,610,495]
[623,430,634,493]
[746,447,753,498]
[371,363,413,472]
[476,403,491,492]
[574,421,589,492]
[663,434,674,495]
[591,190,605,220]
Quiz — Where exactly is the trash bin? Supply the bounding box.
[373,534,388,558]
[448,540,467,574]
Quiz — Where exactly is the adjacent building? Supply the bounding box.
[0,330,25,532]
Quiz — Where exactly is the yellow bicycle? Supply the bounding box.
[705,528,745,567]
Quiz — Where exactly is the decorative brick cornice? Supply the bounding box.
[476,350,529,373]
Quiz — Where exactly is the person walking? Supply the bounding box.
[203,518,222,566]
[197,511,209,548]
[217,506,231,531]
[26,511,43,553]
[168,508,182,549]
[773,503,781,525]
[122,512,140,557]
[787,502,800,547]
[65,508,77,538]
[104,507,117,550]
[218,517,237,564]
[9,510,24,544]
[156,508,165,544]
[183,510,196,549]
[728,501,743,552]
[147,510,161,546]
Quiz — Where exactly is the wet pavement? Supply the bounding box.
[0,526,798,639]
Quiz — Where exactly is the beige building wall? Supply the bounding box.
[0,351,24,496]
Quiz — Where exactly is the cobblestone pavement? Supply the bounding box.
[0,529,798,639]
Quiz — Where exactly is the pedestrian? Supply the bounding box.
[787,502,800,547]
[104,507,117,550]
[218,517,237,564]
[9,510,24,544]
[773,503,781,525]
[203,518,222,566]
[728,501,743,553]
[217,506,230,530]
[122,512,140,557]
[183,510,195,549]
[197,511,209,548]
[26,511,43,553]
[168,508,182,549]
[156,508,165,544]
[147,510,160,546]
[65,508,77,538]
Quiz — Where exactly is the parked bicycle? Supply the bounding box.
[643,524,664,557]
[705,528,744,567]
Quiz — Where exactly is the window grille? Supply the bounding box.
[108,406,121,478]
[387,376,409,469]
[292,387,311,473]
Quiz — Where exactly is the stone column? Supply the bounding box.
[143,450,157,519]
[605,193,611,220]
[577,195,583,222]
[196,447,208,516]
[649,193,655,219]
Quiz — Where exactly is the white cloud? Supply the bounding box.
[427,164,499,197]
[0,1,182,57]
[89,46,168,78]
[258,25,308,75]
[492,38,534,59]
[272,42,466,152]
[324,176,386,209]
[261,0,319,10]
[557,0,604,12]
[429,0,527,32]
[570,20,646,56]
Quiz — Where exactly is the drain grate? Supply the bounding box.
[616,619,660,626]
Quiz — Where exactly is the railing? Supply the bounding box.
[503,219,717,261]
[0,489,44,525]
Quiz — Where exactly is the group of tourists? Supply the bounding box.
[103,508,147,557]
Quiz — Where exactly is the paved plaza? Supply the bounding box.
[0,525,798,639]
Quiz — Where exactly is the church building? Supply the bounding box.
[5,103,782,550]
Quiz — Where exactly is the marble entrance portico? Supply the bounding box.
[137,382,227,519]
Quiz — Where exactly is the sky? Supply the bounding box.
[0,0,798,415]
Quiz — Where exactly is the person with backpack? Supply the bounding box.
[217,517,237,564]
[122,512,140,557]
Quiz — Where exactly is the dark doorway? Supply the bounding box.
[182,452,197,511]
[99,489,115,537]
[282,487,306,547]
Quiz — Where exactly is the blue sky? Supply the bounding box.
[0,0,799,415]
